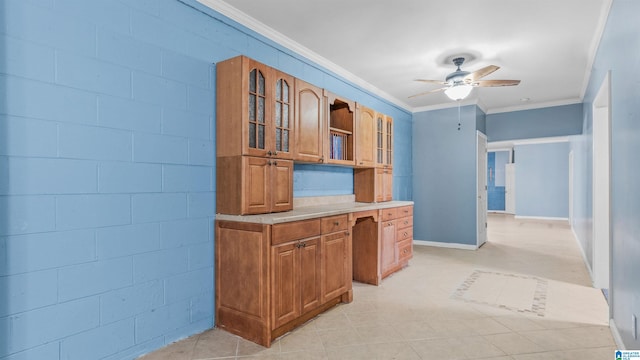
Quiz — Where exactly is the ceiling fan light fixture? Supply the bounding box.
[445,84,473,101]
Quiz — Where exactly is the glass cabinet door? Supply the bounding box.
[376,115,384,165]
[274,75,293,157]
[248,68,267,151]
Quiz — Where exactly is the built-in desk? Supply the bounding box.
[214,200,413,347]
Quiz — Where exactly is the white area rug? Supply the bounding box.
[452,270,548,316]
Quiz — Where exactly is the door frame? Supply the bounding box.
[592,71,611,293]
[477,131,488,248]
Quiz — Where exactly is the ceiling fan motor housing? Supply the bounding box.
[446,57,469,85]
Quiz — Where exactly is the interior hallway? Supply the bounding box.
[140,214,615,359]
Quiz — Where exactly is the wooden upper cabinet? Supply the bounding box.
[355,104,376,168]
[375,114,393,168]
[326,91,355,166]
[294,79,326,163]
[216,56,294,159]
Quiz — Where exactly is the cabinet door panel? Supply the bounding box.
[383,169,393,202]
[272,242,300,329]
[322,231,349,303]
[355,105,376,167]
[244,157,269,214]
[299,237,322,314]
[380,220,397,277]
[294,79,325,163]
[270,159,293,213]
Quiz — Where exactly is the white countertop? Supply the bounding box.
[215,200,414,224]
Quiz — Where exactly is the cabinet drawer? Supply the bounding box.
[396,206,413,218]
[321,215,349,233]
[397,227,413,242]
[397,216,413,229]
[272,219,321,245]
[381,208,397,221]
[398,239,413,262]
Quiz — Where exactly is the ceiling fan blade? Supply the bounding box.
[414,79,448,85]
[472,79,521,87]
[464,65,500,81]
[408,87,447,98]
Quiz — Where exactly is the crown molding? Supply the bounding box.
[196,0,413,112]
[486,98,582,115]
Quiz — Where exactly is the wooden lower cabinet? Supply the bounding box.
[217,156,293,215]
[216,216,352,347]
[352,205,413,285]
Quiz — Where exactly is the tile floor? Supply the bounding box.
[140,214,616,359]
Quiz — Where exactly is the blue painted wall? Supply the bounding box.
[486,103,583,141]
[0,1,411,359]
[488,151,508,211]
[412,105,481,246]
[514,142,569,218]
[578,0,640,349]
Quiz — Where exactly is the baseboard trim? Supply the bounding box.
[571,225,595,282]
[610,318,626,350]
[413,240,478,250]
[514,215,569,221]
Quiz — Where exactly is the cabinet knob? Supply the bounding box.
[403,232,408,236]
[267,150,272,156]
[273,161,278,166]
[267,160,272,166]
[274,151,278,156]
[334,221,340,226]
[345,231,350,236]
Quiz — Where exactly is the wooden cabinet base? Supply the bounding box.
[215,219,353,348]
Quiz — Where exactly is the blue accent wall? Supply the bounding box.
[0,1,411,359]
[488,151,508,211]
[486,103,583,141]
[578,0,640,349]
[412,105,481,246]
[514,142,569,218]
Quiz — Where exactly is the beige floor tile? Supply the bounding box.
[450,335,507,358]
[483,333,546,355]
[140,335,198,360]
[191,329,239,359]
[408,338,468,360]
[316,327,364,349]
[139,215,616,360]
[326,342,420,360]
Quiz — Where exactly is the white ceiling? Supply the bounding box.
[199,0,612,114]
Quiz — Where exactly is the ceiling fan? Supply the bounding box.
[409,57,521,100]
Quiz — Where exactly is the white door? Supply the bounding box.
[477,132,488,247]
[592,72,611,290]
[505,163,516,214]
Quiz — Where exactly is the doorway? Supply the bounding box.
[487,150,510,212]
[477,131,488,248]
[592,72,611,292]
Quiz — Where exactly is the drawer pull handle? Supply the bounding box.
[404,221,408,225]
[403,232,408,236]
[334,221,340,226]
[345,231,350,236]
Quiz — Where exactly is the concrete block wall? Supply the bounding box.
[0,0,412,359]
